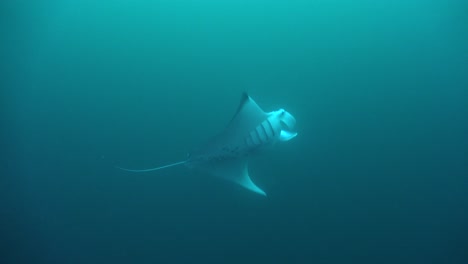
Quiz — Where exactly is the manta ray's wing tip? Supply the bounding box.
[255,188,267,197]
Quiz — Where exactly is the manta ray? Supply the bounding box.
[117,93,297,196]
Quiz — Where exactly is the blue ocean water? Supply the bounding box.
[2,0,467,263]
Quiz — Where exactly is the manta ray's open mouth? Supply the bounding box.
[278,109,298,141]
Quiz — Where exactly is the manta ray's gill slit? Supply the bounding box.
[262,119,275,139]
[255,124,267,144]
[260,121,269,139]
[250,130,261,145]
[266,119,276,137]
[245,128,264,150]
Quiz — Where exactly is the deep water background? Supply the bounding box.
[1,0,467,263]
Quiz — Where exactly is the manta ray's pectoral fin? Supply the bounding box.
[206,159,266,196]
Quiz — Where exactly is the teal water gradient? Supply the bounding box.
[2,0,467,263]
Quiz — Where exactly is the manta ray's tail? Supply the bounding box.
[116,160,187,173]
